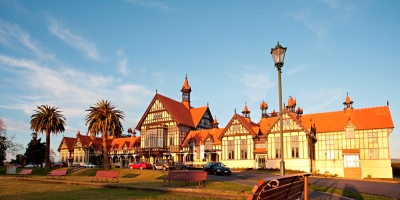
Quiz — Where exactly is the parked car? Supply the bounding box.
[83,162,98,168]
[12,163,22,168]
[203,162,231,175]
[24,163,37,168]
[129,161,153,170]
[174,162,192,170]
[153,160,175,170]
[53,161,68,168]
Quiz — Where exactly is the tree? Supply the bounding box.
[24,133,45,166]
[0,118,23,166]
[85,100,124,170]
[30,105,66,169]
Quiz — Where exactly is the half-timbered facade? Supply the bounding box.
[58,75,394,179]
[135,75,215,164]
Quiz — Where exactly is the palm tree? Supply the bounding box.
[85,100,124,170]
[30,105,66,169]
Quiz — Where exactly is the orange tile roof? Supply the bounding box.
[219,114,259,139]
[300,106,393,132]
[182,75,191,90]
[109,136,141,150]
[253,148,268,153]
[190,106,208,127]
[58,137,76,151]
[136,93,210,130]
[258,117,278,135]
[182,127,224,146]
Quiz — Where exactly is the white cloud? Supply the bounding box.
[47,17,101,61]
[116,50,129,74]
[0,54,153,121]
[298,87,345,112]
[287,64,305,76]
[322,0,341,9]
[124,0,175,11]
[294,12,328,39]
[0,18,54,60]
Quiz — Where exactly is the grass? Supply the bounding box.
[308,184,397,200]
[1,167,250,199]
[0,167,397,200]
[0,179,234,200]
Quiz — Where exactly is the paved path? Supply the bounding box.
[210,170,400,200]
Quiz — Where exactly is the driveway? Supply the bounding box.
[208,170,400,200]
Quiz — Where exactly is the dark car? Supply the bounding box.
[203,162,231,175]
[129,161,153,170]
[174,162,192,170]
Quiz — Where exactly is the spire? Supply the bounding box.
[213,116,219,129]
[181,74,191,109]
[286,96,296,112]
[343,92,353,110]
[242,102,250,121]
[260,100,269,118]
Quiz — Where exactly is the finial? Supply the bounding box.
[186,74,187,79]
[156,89,158,94]
[234,108,236,113]
[207,102,209,107]
[387,100,389,106]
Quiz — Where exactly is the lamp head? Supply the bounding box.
[271,42,287,67]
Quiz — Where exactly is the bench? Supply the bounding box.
[46,170,67,180]
[16,169,32,177]
[163,171,207,188]
[91,170,120,183]
[247,173,311,200]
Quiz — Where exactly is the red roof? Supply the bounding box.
[300,106,393,132]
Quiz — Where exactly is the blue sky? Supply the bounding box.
[1,0,400,161]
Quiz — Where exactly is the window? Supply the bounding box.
[205,139,212,150]
[291,136,299,158]
[283,119,290,126]
[326,135,334,145]
[325,150,334,160]
[232,124,240,131]
[240,139,247,159]
[228,140,235,160]
[346,127,355,138]
[275,148,282,159]
[369,149,379,159]
[153,112,162,120]
[368,133,378,144]
[292,147,299,158]
[275,137,281,159]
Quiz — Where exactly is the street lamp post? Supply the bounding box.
[271,42,287,176]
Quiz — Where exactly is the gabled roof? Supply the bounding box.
[258,117,278,135]
[57,137,76,151]
[182,127,224,146]
[219,113,259,139]
[190,106,208,127]
[300,106,394,132]
[136,93,210,130]
[109,136,141,150]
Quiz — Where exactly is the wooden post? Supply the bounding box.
[304,175,309,200]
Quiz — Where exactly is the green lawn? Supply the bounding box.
[0,167,397,200]
[0,167,250,199]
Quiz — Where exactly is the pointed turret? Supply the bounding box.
[181,74,191,109]
[343,93,354,115]
[286,96,296,112]
[213,116,219,129]
[242,102,251,122]
[260,100,269,118]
